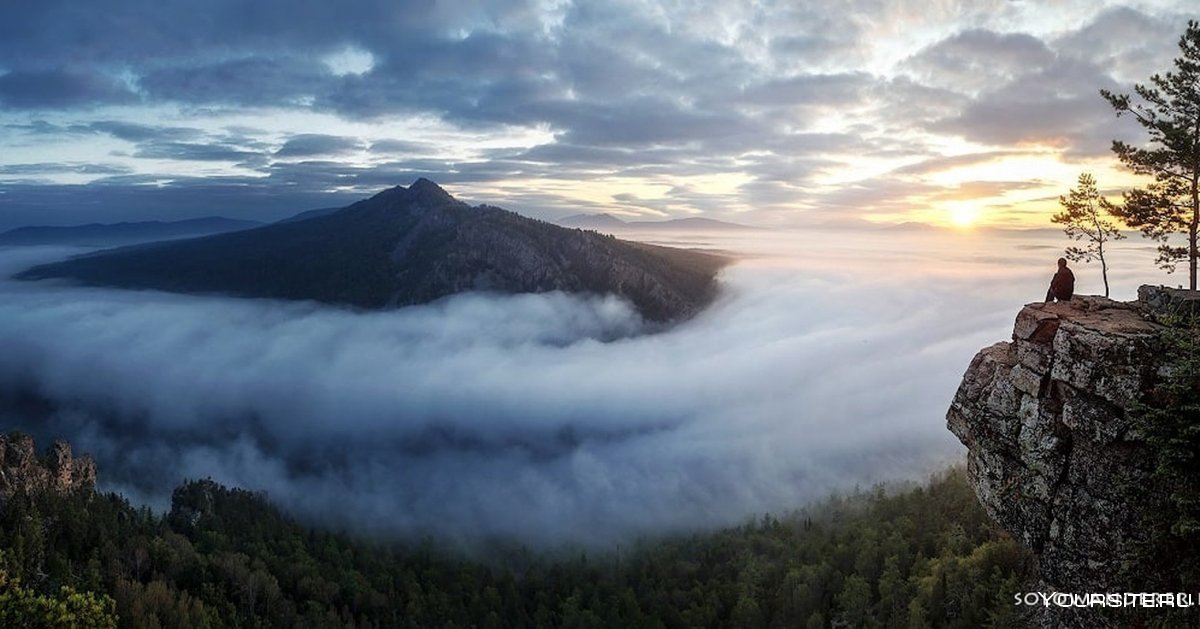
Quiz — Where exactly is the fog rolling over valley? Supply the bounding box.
[0,230,1167,548]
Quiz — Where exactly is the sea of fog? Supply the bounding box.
[0,228,1172,549]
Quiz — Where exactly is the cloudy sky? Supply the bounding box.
[0,1,1193,230]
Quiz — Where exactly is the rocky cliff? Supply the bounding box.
[948,286,1200,624]
[0,432,96,497]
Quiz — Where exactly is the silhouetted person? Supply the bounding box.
[1045,258,1074,303]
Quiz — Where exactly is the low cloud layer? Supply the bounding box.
[0,231,1168,549]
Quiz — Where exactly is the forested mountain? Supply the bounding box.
[16,180,728,322]
[0,435,1033,628]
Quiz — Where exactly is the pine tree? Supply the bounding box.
[1101,20,1200,289]
[1052,173,1124,297]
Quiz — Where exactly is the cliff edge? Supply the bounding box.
[947,286,1200,605]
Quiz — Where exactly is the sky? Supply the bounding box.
[0,229,1167,549]
[0,0,1194,230]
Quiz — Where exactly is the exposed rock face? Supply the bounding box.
[948,290,1178,599]
[1138,283,1200,317]
[0,432,96,497]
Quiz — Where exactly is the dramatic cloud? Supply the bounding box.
[0,70,137,110]
[132,142,265,163]
[139,57,330,108]
[925,46,1123,152]
[0,2,1193,228]
[0,231,1169,549]
[275,134,364,157]
[84,121,204,143]
[903,30,1056,94]
[0,163,132,177]
[1053,6,1184,83]
[369,139,432,155]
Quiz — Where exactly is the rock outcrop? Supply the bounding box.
[948,287,1198,622]
[0,432,96,497]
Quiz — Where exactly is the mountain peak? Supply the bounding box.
[366,178,459,211]
[407,178,455,203]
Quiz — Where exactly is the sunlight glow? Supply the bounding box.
[950,203,979,228]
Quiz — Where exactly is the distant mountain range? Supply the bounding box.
[17,179,729,322]
[0,217,264,246]
[275,207,341,224]
[556,213,758,232]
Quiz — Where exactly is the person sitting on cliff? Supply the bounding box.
[1045,258,1075,303]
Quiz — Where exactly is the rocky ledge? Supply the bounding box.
[0,432,96,497]
[947,287,1189,597]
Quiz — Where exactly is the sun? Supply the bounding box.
[950,204,979,228]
